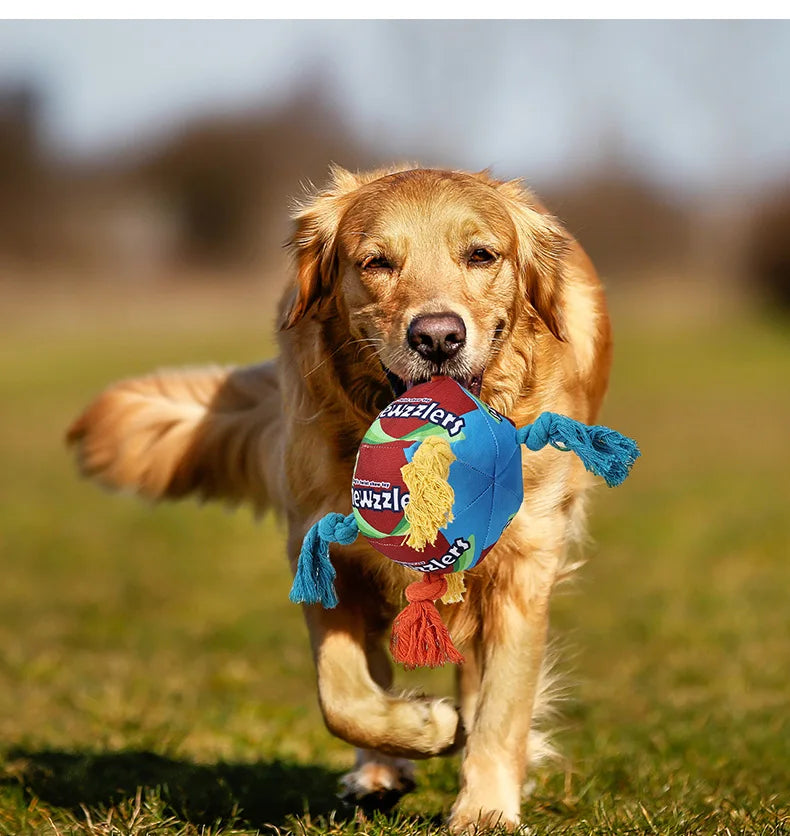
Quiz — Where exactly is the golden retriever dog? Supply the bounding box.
[67,165,612,831]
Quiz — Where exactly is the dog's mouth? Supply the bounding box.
[373,319,504,402]
[383,367,484,398]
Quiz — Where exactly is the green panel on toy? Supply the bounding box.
[289,375,641,669]
[351,377,523,574]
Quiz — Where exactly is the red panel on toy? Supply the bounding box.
[376,377,478,440]
[369,529,452,566]
[370,531,496,574]
[351,440,411,538]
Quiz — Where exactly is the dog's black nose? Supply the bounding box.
[407,313,466,364]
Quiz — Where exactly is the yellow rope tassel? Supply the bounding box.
[402,435,455,550]
[440,571,466,604]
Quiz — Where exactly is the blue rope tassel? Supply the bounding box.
[517,413,640,487]
[289,512,359,608]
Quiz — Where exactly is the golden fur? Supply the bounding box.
[67,165,612,831]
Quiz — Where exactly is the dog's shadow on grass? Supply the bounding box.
[3,748,359,829]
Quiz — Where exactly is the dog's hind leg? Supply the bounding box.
[339,748,416,813]
[339,639,417,811]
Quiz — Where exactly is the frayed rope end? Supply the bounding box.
[402,434,456,549]
[390,574,464,669]
[289,512,359,609]
[517,413,640,487]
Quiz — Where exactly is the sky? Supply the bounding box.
[1,20,789,196]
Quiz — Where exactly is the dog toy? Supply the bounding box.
[289,376,640,669]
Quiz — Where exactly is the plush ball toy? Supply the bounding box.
[290,377,640,669]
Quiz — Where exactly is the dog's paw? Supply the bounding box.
[448,798,523,834]
[339,751,416,814]
[415,695,465,755]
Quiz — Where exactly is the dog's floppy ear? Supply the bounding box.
[279,166,361,330]
[498,179,571,342]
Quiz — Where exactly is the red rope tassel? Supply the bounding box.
[390,573,464,669]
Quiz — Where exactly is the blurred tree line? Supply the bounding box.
[0,79,788,306]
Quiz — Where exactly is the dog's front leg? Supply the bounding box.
[301,586,462,759]
[448,537,559,832]
[288,522,463,761]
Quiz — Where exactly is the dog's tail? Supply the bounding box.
[66,360,284,515]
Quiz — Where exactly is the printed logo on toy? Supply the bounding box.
[379,398,466,437]
[391,536,472,572]
[351,484,410,512]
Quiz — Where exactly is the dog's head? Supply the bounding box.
[281,166,571,400]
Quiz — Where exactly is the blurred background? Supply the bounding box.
[1,19,789,297]
[0,19,788,836]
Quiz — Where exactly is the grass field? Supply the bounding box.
[0,282,788,835]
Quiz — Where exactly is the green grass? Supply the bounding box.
[0,286,788,835]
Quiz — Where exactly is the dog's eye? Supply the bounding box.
[361,255,393,272]
[468,248,497,266]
